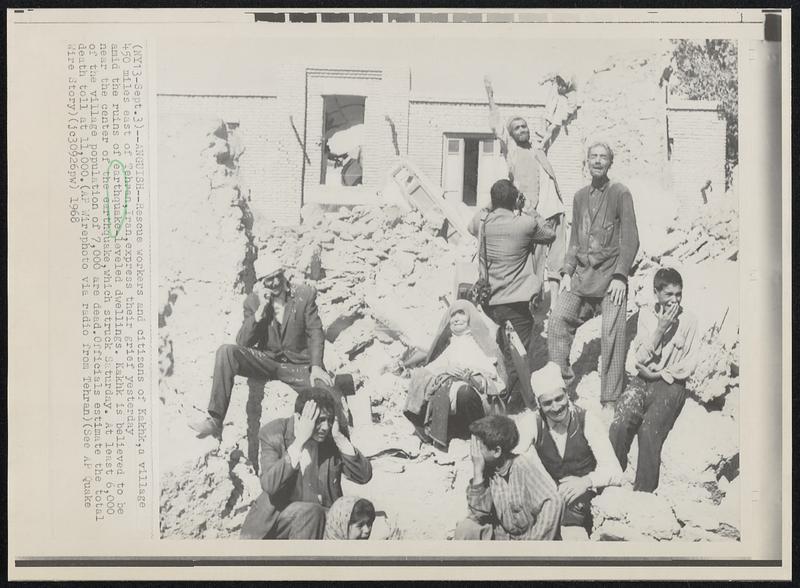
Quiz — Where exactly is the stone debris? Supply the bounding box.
[591,487,681,541]
[159,116,739,543]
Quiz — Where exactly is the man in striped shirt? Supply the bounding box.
[454,415,563,540]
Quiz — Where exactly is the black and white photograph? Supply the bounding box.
[6,7,789,581]
[156,33,743,543]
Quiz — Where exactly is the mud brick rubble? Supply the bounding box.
[158,119,740,542]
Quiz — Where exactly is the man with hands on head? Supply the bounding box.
[240,387,372,540]
[609,267,699,492]
[547,142,640,416]
[190,252,338,439]
[454,415,563,541]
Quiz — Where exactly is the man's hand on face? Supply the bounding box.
[310,366,333,387]
[330,416,355,456]
[559,274,572,294]
[656,302,680,333]
[295,400,319,446]
[607,278,626,306]
[558,475,592,505]
[470,435,486,484]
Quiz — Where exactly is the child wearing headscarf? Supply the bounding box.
[323,496,376,540]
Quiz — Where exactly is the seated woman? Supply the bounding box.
[324,496,376,540]
[404,300,507,450]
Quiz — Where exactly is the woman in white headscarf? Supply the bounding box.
[404,300,507,449]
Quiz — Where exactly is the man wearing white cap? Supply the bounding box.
[528,362,622,539]
[190,252,334,438]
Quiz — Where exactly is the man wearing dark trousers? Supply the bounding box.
[468,179,556,411]
[190,252,336,439]
[547,142,639,417]
[609,267,700,492]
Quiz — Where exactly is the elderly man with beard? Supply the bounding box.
[525,362,622,540]
[240,387,372,540]
[547,142,640,414]
[190,252,336,439]
[454,415,563,541]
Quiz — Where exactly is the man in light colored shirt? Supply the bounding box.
[609,267,700,492]
[524,362,623,540]
[454,415,563,541]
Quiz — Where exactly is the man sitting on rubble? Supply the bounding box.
[484,75,568,316]
[189,252,336,439]
[468,179,555,411]
[454,415,563,541]
[547,141,640,417]
[609,267,700,492]
[524,362,622,540]
[240,387,372,540]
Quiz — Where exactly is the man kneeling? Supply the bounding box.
[454,415,563,540]
[240,388,372,539]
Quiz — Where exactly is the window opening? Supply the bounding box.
[321,95,365,186]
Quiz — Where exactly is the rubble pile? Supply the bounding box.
[158,121,739,543]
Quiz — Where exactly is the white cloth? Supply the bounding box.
[426,333,499,380]
[536,164,565,221]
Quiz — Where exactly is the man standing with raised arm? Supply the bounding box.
[484,75,567,315]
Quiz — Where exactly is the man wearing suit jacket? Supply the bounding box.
[190,252,335,439]
[241,387,372,539]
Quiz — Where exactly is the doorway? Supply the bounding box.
[442,133,507,209]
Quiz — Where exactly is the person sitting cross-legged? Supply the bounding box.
[240,387,372,540]
[404,300,507,450]
[526,362,623,540]
[454,415,563,541]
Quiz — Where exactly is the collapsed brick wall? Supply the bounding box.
[302,66,410,206]
[157,94,303,226]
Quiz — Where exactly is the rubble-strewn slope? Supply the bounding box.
[159,125,739,541]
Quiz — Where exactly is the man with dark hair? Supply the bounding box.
[240,387,372,539]
[609,267,699,492]
[189,252,337,439]
[548,142,640,413]
[484,76,568,315]
[468,179,556,410]
[454,415,563,540]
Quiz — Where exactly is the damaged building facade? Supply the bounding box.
[158,61,726,225]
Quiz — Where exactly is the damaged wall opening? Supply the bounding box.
[442,133,506,208]
[321,95,365,187]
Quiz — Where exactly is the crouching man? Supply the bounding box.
[240,388,372,539]
[454,415,563,540]
[609,267,699,492]
[528,362,622,540]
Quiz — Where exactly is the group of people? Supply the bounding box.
[403,81,700,540]
[186,77,700,541]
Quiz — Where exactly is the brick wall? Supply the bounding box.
[407,98,588,217]
[668,100,727,210]
[302,66,410,206]
[157,93,305,226]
